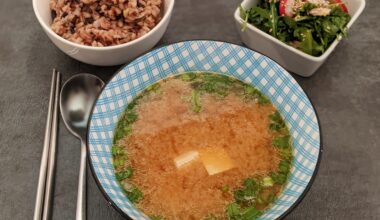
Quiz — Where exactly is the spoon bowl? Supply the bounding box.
[60,74,104,139]
[60,73,104,220]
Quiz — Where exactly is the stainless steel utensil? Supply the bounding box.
[60,74,104,220]
[34,69,61,220]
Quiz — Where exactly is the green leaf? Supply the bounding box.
[244,178,256,188]
[116,166,133,181]
[244,86,269,104]
[278,160,291,174]
[279,147,293,160]
[226,203,241,219]
[127,95,142,110]
[112,145,125,156]
[239,6,249,31]
[233,178,261,206]
[296,28,313,55]
[113,157,126,168]
[270,172,287,184]
[125,187,143,203]
[125,111,138,123]
[269,111,283,124]
[226,203,262,220]
[269,123,282,131]
[241,207,262,220]
[251,6,270,20]
[194,74,234,98]
[269,111,287,132]
[191,90,202,113]
[322,20,340,36]
[273,135,291,149]
[283,16,297,29]
[269,2,278,37]
[113,109,137,144]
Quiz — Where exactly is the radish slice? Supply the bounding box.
[280,0,296,17]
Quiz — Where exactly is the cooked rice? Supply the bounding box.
[50,0,162,46]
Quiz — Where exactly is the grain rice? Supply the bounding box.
[50,0,162,46]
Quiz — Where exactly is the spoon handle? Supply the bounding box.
[76,141,87,220]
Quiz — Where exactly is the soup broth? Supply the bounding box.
[112,73,293,220]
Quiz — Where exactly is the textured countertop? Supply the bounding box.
[0,0,379,219]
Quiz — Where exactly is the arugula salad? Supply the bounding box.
[240,0,351,56]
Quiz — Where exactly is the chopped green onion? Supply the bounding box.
[261,176,274,187]
[181,73,197,81]
[116,166,133,181]
[113,157,125,168]
[273,135,291,149]
[191,90,202,113]
[221,185,230,193]
[112,145,125,156]
[125,186,143,203]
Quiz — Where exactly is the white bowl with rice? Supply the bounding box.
[33,0,175,66]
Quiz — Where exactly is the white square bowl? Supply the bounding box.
[234,0,365,77]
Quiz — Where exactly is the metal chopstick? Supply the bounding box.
[33,69,60,220]
[42,71,61,220]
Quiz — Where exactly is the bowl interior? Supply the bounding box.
[87,40,321,220]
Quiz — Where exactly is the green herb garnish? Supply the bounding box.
[234,178,261,206]
[261,176,274,187]
[112,145,125,156]
[191,90,202,113]
[272,172,288,184]
[244,85,270,104]
[269,111,286,132]
[146,83,160,92]
[221,184,230,193]
[181,72,197,81]
[279,147,293,160]
[113,109,137,144]
[226,203,262,220]
[273,135,291,148]
[113,157,126,168]
[191,74,234,98]
[125,186,143,203]
[116,166,133,181]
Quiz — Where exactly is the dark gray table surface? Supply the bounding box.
[1,0,379,219]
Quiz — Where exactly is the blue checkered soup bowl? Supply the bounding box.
[87,40,322,220]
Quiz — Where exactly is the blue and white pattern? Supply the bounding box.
[87,41,321,220]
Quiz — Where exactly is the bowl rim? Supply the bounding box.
[32,0,175,51]
[234,0,366,62]
[86,40,323,220]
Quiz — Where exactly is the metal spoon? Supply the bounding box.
[60,73,104,220]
